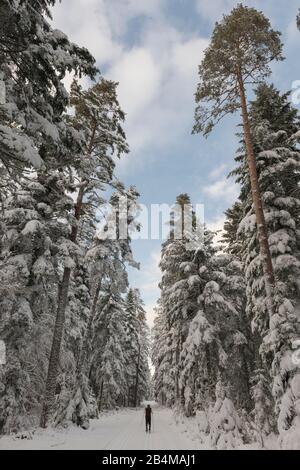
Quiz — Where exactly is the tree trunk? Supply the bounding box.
[236,69,275,319]
[134,341,141,408]
[40,267,71,427]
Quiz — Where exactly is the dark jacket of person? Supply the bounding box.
[145,406,152,421]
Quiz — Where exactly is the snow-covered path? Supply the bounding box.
[0,407,200,450]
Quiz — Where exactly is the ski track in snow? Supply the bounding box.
[0,407,200,450]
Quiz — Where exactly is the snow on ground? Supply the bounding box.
[173,411,280,450]
[0,407,202,450]
[0,405,282,450]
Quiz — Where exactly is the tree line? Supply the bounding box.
[152,5,300,449]
[0,0,150,433]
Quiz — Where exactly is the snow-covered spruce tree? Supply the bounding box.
[222,203,265,411]
[279,375,300,450]
[55,260,115,425]
[152,303,171,406]
[124,288,151,407]
[209,381,243,450]
[156,194,204,407]
[233,84,300,437]
[40,79,129,427]
[0,111,95,434]
[209,254,251,411]
[55,188,141,427]
[91,294,129,410]
[153,195,250,418]
[124,288,142,406]
[177,230,217,416]
[222,203,245,259]
[0,0,96,173]
[87,246,149,413]
[193,4,284,317]
[53,262,93,429]
[86,192,146,414]
[0,0,97,433]
[250,369,275,447]
[179,250,249,418]
[0,174,75,433]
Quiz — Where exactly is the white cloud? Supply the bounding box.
[115,32,208,173]
[203,178,238,204]
[103,0,164,37]
[208,163,228,180]
[172,37,207,77]
[195,0,237,22]
[108,48,161,120]
[195,0,289,26]
[51,1,208,175]
[52,0,123,65]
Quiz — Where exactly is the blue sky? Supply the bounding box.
[52,0,300,327]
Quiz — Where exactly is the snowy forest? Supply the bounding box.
[1,0,300,451]
[0,0,150,434]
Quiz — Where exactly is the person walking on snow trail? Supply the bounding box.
[145,404,152,432]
